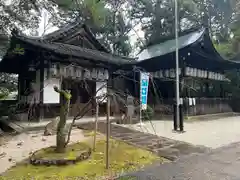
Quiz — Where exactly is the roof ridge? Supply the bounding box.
[52,41,135,61]
[42,21,83,41]
[146,26,203,47]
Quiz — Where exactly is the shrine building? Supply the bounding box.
[0,22,134,121]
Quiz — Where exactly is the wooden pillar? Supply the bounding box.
[39,58,44,121]
[17,73,22,102]
[92,81,96,116]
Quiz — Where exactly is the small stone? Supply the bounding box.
[0,128,4,136]
[44,117,60,136]
[41,137,46,141]
[8,158,12,162]
[31,135,38,138]
[0,152,6,158]
[17,141,23,146]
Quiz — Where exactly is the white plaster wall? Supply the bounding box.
[96,82,107,103]
[43,69,60,104]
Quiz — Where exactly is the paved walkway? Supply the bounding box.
[0,129,86,174]
[125,116,240,148]
[77,122,209,161]
[118,142,240,180]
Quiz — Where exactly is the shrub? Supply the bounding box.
[142,105,154,121]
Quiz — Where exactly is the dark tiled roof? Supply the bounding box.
[14,34,136,66]
[42,21,108,52]
[137,28,205,61]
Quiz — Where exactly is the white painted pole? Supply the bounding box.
[175,0,180,129]
[106,93,110,169]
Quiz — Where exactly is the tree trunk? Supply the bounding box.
[55,88,71,153]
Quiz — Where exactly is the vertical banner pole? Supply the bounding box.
[139,72,149,126]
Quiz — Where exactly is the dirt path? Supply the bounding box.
[0,129,86,174]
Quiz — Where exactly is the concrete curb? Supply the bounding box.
[19,118,118,133]
[185,112,240,121]
[20,121,98,133]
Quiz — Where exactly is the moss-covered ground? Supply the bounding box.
[1,136,165,180]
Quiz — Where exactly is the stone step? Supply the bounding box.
[0,117,23,133]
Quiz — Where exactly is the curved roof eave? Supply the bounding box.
[6,34,135,66]
[137,28,205,61]
[199,30,240,68]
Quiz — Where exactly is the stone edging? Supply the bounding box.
[29,147,92,166]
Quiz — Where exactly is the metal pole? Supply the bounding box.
[93,101,99,151]
[175,0,180,130]
[106,92,110,169]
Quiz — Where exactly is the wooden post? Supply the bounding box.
[106,93,110,169]
[93,101,99,151]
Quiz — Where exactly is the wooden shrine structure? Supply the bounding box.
[0,22,134,121]
[1,21,240,121]
[135,27,240,116]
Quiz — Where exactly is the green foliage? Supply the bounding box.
[0,87,9,100]
[142,105,154,121]
[130,0,202,44]
[215,42,235,59]
[0,73,17,100]
[53,0,132,56]
[2,139,162,179]
[12,44,25,55]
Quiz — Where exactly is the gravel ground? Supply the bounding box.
[0,129,86,174]
[126,116,240,148]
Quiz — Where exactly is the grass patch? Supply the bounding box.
[82,130,100,137]
[33,143,90,160]
[1,138,164,180]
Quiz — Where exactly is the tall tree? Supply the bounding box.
[129,0,202,45]
[128,0,238,48]
[213,0,240,58]
[52,0,133,56]
[0,0,48,99]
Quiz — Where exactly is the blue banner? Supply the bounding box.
[140,72,149,110]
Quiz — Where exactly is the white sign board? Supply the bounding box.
[140,72,150,110]
[43,78,60,104]
[96,82,107,103]
[189,98,192,106]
